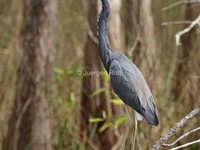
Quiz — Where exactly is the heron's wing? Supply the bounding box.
[120,60,159,125]
[109,55,159,125]
[109,59,143,115]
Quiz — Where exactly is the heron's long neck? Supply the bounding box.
[98,0,111,70]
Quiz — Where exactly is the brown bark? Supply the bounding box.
[108,0,124,51]
[124,0,142,67]
[124,0,157,83]
[140,0,157,82]
[81,0,115,149]
[2,0,57,150]
[174,4,200,106]
[172,4,200,149]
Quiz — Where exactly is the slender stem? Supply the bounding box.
[170,139,200,150]
[120,105,132,150]
[120,121,131,149]
[125,105,131,121]
[132,117,138,150]
[120,123,131,150]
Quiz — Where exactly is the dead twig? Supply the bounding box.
[162,0,184,11]
[81,0,98,44]
[162,126,200,147]
[162,21,192,26]
[185,0,200,3]
[127,29,141,56]
[175,14,200,46]
[170,139,200,150]
[162,0,200,11]
[150,107,200,150]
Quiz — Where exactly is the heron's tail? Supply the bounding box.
[97,0,110,48]
[144,107,159,126]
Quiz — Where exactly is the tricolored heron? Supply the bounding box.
[97,0,159,148]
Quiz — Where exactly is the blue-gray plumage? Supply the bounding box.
[98,0,159,126]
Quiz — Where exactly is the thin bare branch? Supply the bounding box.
[150,107,200,150]
[175,14,200,46]
[162,0,200,11]
[85,21,98,44]
[81,0,98,44]
[185,0,200,3]
[162,0,184,11]
[127,29,141,58]
[162,126,200,147]
[162,21,192,26]
[14,98,32,150]
[170,139,200,150]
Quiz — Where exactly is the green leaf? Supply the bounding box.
[65,68,78,77]
[53,68,65,74]
[89,118,104,123]
[102,67,109,83]
[53,75,63,81]
[111,99,124,105]
[99,122,110,132]
[67,92,75,109]
[58,119,68,148]
[102,111,106,119]
[114,115,127,128]
[90,88,106,98]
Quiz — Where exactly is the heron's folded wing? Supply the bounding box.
[109,59,143,115]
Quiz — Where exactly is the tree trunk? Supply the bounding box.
[124,0,142,67]
[81,0,115,149]
[124,0,158,84]
[140,0,157,82]
[108,0,124,51]
[174,4,200,106]
[2,0,57,149]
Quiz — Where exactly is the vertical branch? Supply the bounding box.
[2,0,57,149]
[140,0,158,81]
[81,0,115,149]
[173,3,200,106]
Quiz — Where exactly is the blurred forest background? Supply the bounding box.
[0,0,200,149]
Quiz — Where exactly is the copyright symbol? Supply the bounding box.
[77,70,82,76]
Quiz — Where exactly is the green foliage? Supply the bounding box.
[89,88,106,98]
[102,110,106,119]
[89,118,104,123]
[53,67,80,81]
[67,92,75,109]
[53,67,65,74]
[90,112,127,133]
[99,122,111,132]
[102,66,110,83]
[58,119,68,148]
[110,99,124,105]
[114,115,127,128]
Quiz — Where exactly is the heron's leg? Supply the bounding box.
[125,105,131,122]
[120,105,132,150]
[132,117,138,150]
[120,121,131,150]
